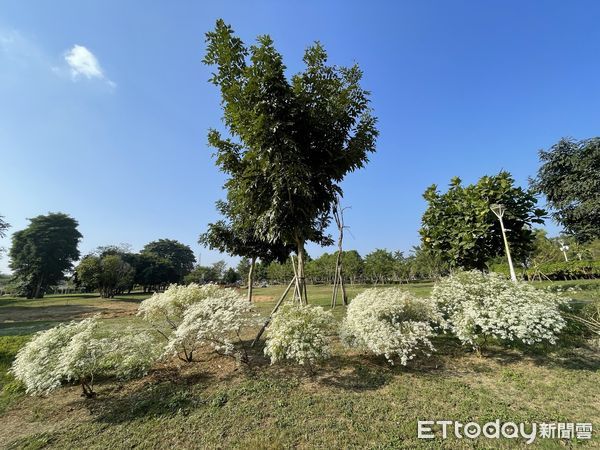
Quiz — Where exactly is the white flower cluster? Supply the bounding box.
[138,283,222,326]
[138,283,257,362]
[264,304,335,366]
[11,318,158,396]
[340,288,439,365]
[432,271,567,347]
[11,318,98,395]
[100,330,162,379]
[166,289,259,360]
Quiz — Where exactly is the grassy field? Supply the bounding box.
[0,282,598,449]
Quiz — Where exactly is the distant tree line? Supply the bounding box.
[1,135,597,297]
[75,239,196,298]
[236,246,448,286]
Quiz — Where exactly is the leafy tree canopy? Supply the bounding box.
[420,172,545,270]
[199,200,293,265]
[532,137,600,242]
[9,212,82,298]
[142,239,195,283]
[184,261,228,285]
[76,253,135,298]
[203,19,378,258]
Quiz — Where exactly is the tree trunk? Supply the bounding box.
[296,239,308,304]
[247,256,256,302]
[33,274,44,299]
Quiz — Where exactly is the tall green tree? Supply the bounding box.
[343,250,364,285]
[76,253,135,298]
[134,253,177,292]
[420,172,545,270]
[142,239,195,283]
[407,245,448,280]
[237,258,251,282]
[364,249,397,284]
[532,137,600,242]
[203,20,378,301]
[222,267,241,284]
[9,213,82,298]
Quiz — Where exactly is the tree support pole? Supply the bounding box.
[251,276,296,347]
[247,256,256,302]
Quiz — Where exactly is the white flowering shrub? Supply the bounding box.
[166,289,259,362]
[139,283,257,362]
[100,330,162,379]
[432,271,567,348]
[264,304,335,367]
[11,318,99,396]
[138,283,222,326]
[341,288,439,365]
[138,283,222,361]
[11,318,161,397]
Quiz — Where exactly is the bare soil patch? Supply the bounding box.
[1,299,140,324]
[251,295,274,303]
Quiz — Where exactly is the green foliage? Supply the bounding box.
[203,20,378,288]
[199,201,293,266]
[530,229,564,264]
[222,267,241,284]
[184,261,227,284]
[236,258,251,282]
[0,214,9,238]
[0,335,29,413]
[0,214,8,266]
[9,212,82,298]
[492,260,600,281]
[260,247,449,284]
[76,254,135,298]
[142,239,196,283]
[363,249,400,283]
[532,137,600,242]
[404,245,449,280]
[133,253,177,291]
[341,250,365,283]
[420,172,545,270]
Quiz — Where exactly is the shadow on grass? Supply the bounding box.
[0,320,64,337]
[317,356,394,391]
[83,367,217,424]
[81,348,255,425]
[484,343,600,372]
[71,331,599,426]
[110,297,146,304]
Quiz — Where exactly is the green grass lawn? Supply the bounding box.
[0,282,598,449]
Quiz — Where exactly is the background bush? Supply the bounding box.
[432,271,567,349]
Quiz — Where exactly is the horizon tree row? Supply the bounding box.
[1,212,198,298]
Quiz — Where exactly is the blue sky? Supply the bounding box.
[1,1,599,273]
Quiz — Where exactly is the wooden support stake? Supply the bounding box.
[251,276,296,347]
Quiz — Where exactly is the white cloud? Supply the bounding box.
[64,45,115,87]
